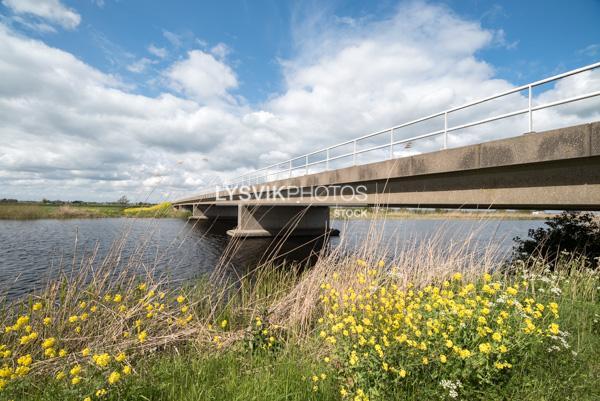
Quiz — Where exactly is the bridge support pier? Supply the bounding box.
[190,204,238,220]
[227,205,334,238]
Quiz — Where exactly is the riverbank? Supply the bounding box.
[0,202,189,220]
[332,208,555,220]
[0,238,597,401]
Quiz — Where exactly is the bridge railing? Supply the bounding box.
[215,62,600,193]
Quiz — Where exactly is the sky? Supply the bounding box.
[0,0,599,202]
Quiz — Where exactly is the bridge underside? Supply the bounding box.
[175,121,600,237]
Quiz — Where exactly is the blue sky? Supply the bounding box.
[0,0,598,201]
[3,0,598,103]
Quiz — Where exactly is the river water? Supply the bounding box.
[0,217,545,299]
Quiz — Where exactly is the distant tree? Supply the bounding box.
[117,196,130,206]
[513,211,600,269]
[42,198,49,204]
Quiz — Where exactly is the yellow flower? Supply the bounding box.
[17,354,32,366]
[479,342,492,354]
[492,332,502,342]
[176,295,185,303]
[43,317,52,326]
[55,371,66,380]
[32,302,43,311]
[68,315,78,323]
[548,323,560,335]
[113,294,122,303]
[399,369,407,378]
[70,365,82,376]
[71,376,81,385]
[84,397,92,401]
[42,337,56,349]
[93,353,111,368]
[79,301,87,309]
[138,330,148,343]
[96,388,107,397]
[115,352,126,362]
[59,349,67,357]
[452,272,463,281]
[220,319,228,329]
[422,357,429,365]
[108,370,121,385]
[44,347,56,358]
[122,365,132,375]
[439,354,447,363]
[81,348,91,357]
[138,283,147,291]
[90,305,97,313]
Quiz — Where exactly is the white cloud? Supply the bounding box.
[210,42,230,59]
[162,30,182,47]
[2,0,81,30]
[148,44,167,59]
[127,57,153,73]
[0,2,598,202]
[165,50,238,105]
[578,44,600,57]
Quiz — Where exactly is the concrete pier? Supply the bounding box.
[227,205,332,237]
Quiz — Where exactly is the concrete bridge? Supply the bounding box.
[173,121,600,237]
[173,63,600,238]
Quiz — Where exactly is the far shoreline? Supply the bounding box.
[0,202,189,220]
[331,208,554,221]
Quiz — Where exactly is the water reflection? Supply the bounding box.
[0,217,544,300]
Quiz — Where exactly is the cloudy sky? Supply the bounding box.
[0,0,599,202]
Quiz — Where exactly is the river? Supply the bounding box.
[0,217,545,299]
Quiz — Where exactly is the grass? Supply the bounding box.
[0,222,598,401]
[0,202,189,220]
[332,207,554,220]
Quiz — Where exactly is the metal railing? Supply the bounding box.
[216,62,600,192]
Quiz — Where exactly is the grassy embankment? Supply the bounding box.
[0,202,189,220]
[332,207,554,220]
[0,230,598,401]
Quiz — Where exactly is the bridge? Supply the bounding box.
[173,63,600,238]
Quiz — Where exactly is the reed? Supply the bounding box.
[0,212,598,401]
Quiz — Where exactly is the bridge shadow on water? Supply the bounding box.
[185,218,330,279]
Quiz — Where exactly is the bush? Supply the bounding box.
[314,268,567,401]
[513,212,600,268]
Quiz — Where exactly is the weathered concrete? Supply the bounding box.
[227,205,332,237]
[173,121,600,236]
[189,204,238,220]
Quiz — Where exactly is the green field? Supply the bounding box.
[0,202,188,219]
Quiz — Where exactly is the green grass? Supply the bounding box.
[0,203,189,220]
[331,207,552,220]
[1,347,336,401]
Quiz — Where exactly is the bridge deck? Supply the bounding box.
[175,121,600,210]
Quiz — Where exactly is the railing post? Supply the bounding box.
[353,140,357,166]
[389,128,394,159]
[305,155,308,176]
[443,111,448,149]
[326,148,330,170]
[528,84,533,132]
